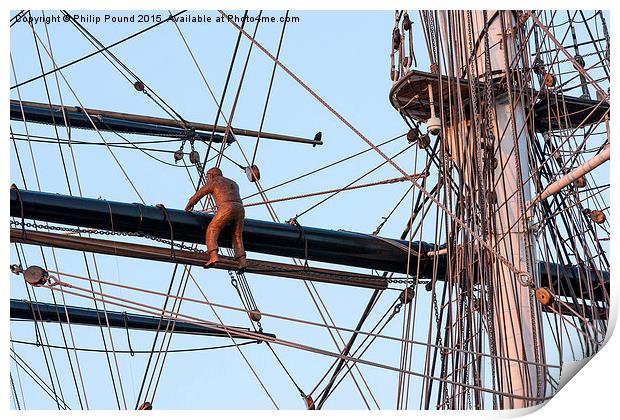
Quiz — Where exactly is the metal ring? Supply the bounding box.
[517,271,533,287]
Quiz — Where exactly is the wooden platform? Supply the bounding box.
[533,94,609,132]
[390,69,609,132]
[389,69,471,122]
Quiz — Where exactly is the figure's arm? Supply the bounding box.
[184,182,214,212]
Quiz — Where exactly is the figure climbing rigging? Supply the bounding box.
[184,167,247,271]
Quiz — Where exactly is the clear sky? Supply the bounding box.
[8,8,612,411]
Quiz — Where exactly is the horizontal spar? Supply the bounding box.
[10,299,275,339]
[10,229,388,290]
[9,188,608,301]
[10,188,439,277]
[11,100,225,144]
[10,100,323,146]
[9,229,606,321]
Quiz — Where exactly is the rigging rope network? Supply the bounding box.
[9,9,609,410]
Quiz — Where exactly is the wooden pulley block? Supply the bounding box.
[392,28,401,51]
[590,210,606,224]
[418,133,430,149]
[23,265,49,286]
[403,13,411,31]
[245,165,261,182]
[189,150,200,164]
[249,310,262,322]
[535,287,554,306]
[486,190,497,205]
[406,128,419,143]
[573,176,587,188]
[303,395,315,410]
[574,54,586,69]
[399,286,416,305]
[138,402,153,410]
[543,73,556,88]
[532,59,545,75]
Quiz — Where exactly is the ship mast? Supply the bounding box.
[435,10,542,408]
[390,9,609,408]
[462,11,542,408]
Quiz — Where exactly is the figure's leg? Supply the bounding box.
[231,209,246,272]
[205,209,231,268]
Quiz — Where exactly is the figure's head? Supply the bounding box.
[206,167,223,182]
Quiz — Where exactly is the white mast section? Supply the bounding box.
[474,11,542,408]
[532,144,610,204]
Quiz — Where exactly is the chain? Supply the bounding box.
[386,277,431,286]
[482,10,496,142]
[466,10,490,241]
[227,266,263,333]
[430,283,450,407]
[427,11,439,73]
[9,220,207,254]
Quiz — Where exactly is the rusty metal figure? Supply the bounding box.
[184,167,247,271]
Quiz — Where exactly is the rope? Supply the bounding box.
[245,175,422,207]
[251,11,289,165]
[11,10,188,90]
[155,204,175,258]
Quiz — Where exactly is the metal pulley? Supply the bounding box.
[249,310,262,322]
[138,402,153,410]
[23,265,49,286]
[535,287,554,306]
[188,150,200,164]
[245,165,261,182]
[589,210,606,224]
[573,176,587,188]
[173,149,184,162]
[399,286,415,305]
[133,80,145,92]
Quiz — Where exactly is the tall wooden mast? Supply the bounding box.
[469,11,542,408]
